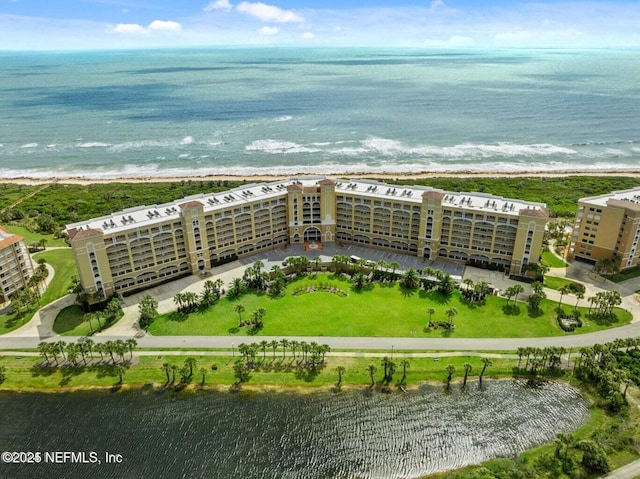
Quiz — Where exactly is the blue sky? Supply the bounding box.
[1,0,639,50]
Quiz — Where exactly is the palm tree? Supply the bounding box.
[558,284,571,310]
[170,364,178,383]
[480,358,493,383]
[574,291,584,313]
[270,340,280,360]
[512,284,525,304]
[125,338,137,359]
[445,364,455,389]
[199,367,207,385]
[381,356,390,382]
[114,364,126,384]
[462,363,472,388]
[367,364,377,387]
[445,307,458,328]
[161,362,171,383]
[427,307,436,326]
[280,339,289,360]
[335,366,346,386]
[390,261,400,279]
[184,357,197,378]
[259,340,269,362]
[401,268,420,289]
[400,359,410,384]
[234,304,245,326]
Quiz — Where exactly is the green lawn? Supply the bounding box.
[544,276,584,291]
[147,274,631,338]
[605,265,640,283]
[53,305,93,336]
[0,248,75,335]
[541,247,567,268]
[2,224,68,248]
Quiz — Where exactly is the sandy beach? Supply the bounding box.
[2,169,640,185]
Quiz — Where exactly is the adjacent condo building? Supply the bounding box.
[67,177,548,298]
[0,226,35,303]
[570,187,640,270]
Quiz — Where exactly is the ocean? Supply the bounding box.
[0,47,639,180]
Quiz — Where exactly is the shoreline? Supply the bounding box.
[2,169,640,185]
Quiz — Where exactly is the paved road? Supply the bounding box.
[600,459,640,479]
[2,243,639,352]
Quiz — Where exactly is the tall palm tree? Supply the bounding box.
[259,340,269,362]
[161,362,171,383]
[234,304,245,326]
[280,339,289,360]
[445,307,458,327]
[270,340,280,360]
[400,359,410,384]
[462,363,472,388]
[512,284,525,304]
[335,366,346,386]
[184,357,197,378]
[125,338,137,359]
[200,367,207,385]
[390,261,400,279]
[427,307,436,325]
[558,284,571,310]
[367,364,377,386]
[445,364,455,389]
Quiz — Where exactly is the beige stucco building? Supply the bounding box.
[570,187,640,270]
[66,177,548,298]
[0,226,35,303]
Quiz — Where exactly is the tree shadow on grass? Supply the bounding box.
[399,286,417,298]
[502,304,521,316]
[588,313,620,326]
[227,327,240,334]
[527,307,544,318]
[168,311,189,322]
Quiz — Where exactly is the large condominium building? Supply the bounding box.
[570,187,640,270]
[0,227,35,303]
[67,177,548,298]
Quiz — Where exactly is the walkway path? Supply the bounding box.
[600,459,640,479]
[1,244,639,352]
[0,182,53,214]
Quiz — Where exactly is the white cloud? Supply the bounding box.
[110,23,147,34]
[148,20,182,32]
[423,35,475,47]
[204,0,233,12]
[236,2,304,23]
[110,20,182,35]
[301,32,315,40]
[258,26,279,35]
[430,0,445,9]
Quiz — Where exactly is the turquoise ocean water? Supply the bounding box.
[0,48,638,179]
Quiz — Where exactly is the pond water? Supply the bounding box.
[0,380,589,479]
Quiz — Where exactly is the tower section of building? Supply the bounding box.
[0,227,35,303]
[570,187,640,270]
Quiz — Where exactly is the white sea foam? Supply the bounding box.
[244,137,578,159]
[20,143,38,149]
[274,116,292,122]
[180,136,194,145]
[77,142,112,148]
[245,139,321,154]
[3,158,638,182]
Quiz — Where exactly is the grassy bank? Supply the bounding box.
[145,273,631,338]
[0,354,515,390]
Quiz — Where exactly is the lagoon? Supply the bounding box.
[0,379,589,479]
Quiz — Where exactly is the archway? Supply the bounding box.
[304,227,321,242]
